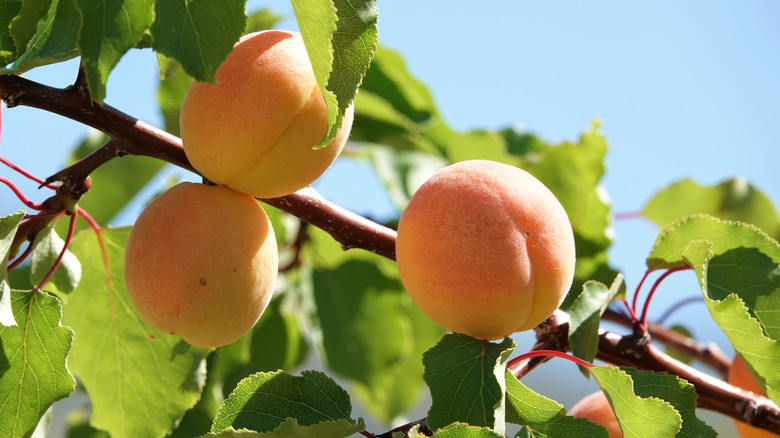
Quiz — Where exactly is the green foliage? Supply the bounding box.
[648,214,780,406]
[29,222,80,293]
[591,366,682,437]
[151,0,246,84]
[423,334,515,434]
[643,177,780,241]
[291,0,378,148]
[3,0,79,74]
[76,0,154,102]
[0,211,24,326]
[0,290,75,437]
[626,368,716,437]
[2,2,780,437]
[211,370,359,433]
[62,227,210,438]
[568,274,625,375]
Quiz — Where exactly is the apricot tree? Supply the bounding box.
[1,2,780,438]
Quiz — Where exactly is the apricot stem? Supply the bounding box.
[639,266,693,327]
[0,156,58,189]
[0,176,45,210]
[7,242,33,271]
[508,349,593,377]
[630,270,651,318]
[34,210,77,292]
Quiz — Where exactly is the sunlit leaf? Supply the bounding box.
[0,0,23,64]
[643,177,780,241]
[0,211,24,326]
[569,275,625,374]
[625,368,716,437]
[29,222,80,294]
[591,365,682,438]
[291,0,378,148]
[62,227,210,438]
[6,0,79,74]
[0,290,75,437]
[150,0,246,83]
[211,370,356,433]
[201,418,363,438]
[8,0,50,55]
[423,334,515,434]
[75,0,154,102]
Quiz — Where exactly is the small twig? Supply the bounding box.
[376,419,433,438]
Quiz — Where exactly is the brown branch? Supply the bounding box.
[537,310,780,435]
[0,73,396,259]
[602,307,731,376]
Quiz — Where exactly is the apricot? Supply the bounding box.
[569,391,623,438]
[179,30,354,199]
[124,182,278,348]
[395,160,575,340]
[728,355,779,437]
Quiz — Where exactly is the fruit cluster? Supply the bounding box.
[124,31,576,349]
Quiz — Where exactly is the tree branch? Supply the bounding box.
[0,74,397,259]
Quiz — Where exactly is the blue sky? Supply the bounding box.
[1,2,779,432]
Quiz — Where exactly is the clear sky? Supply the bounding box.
[1,1,779,433]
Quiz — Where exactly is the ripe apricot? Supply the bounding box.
[124,182,278,348]
[395,160,575,340]
[179,30,353,199]
[569,391,623,438]
[728,355,778,437]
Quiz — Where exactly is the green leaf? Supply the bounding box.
[422,334,515,434]
[430,423,505,437]
[351,297,445,424]
[62,227,210,438]
[0,0,23,64]
[504,370,608,437]
[211,370,356,433]
[352,46,453,153]
[150,0,246,83]
[5,0,79,74]
[647,215,780,406]
[531,122,611,251]
[519,417,610,438]
[625,368,716,437]
[0,290,75,437]
[445,130,517,165]
[568,274,625,374]
[365,145,447,210]
[643,177,780,242]
[504,370,565,425]
[29,223,81,294]
[646,214,780,271]
[311,259,411,386]
[75,0,153,101]
[9,0,51,54]
[64,130,165,228]
[0,211,24,326]
[291,0,378,148]
[240,296,309,373]
[244,7,283,35]
[202,418,364,438]
[590,365,682,438]
[156,67,193,136]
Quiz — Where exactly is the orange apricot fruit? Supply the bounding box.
[180,30,353,199]
[124,182,278,348]
[395,159,576,340]
[728,355,779,437]
[569,391,623,438]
